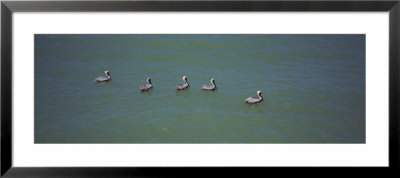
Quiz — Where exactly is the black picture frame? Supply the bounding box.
[1,0,399,177]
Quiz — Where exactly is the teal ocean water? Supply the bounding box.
[34,34,365,143]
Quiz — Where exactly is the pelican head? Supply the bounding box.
[105,70,110,76]
[183,76,188,81]
[257,90,262,96]
[147,77,152,83]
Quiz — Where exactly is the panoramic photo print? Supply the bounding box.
[34,34,365,143]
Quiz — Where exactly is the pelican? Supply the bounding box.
[139,77,153,91]
[245,90,263,104]
[176,76,189,90]
[95,70,111,82]
[201,78,216,91]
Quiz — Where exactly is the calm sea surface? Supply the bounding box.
[34,34,365,143]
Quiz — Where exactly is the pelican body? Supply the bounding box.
[176,76,189,90]
[139,77,153,91]
[201,78,216,91]
[95,70,111,82]
[245,90,263,104]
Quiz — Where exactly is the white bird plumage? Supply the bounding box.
[201,78,216,91]
[95,70,111,82]
[176,76,190,90]
[139,77,153,91]
[245,90,263,104]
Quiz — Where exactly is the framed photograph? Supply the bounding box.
[1,0,399,176]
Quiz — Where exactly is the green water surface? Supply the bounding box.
[34,34,365,143]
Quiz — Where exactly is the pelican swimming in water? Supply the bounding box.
[176,76,189,90]
[95,70,111,82]
[201,78,216,91]
[139,77,153,91]
[245,90,263,104]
